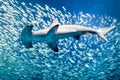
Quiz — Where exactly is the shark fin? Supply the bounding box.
[50,18,59,27]
[48,42,58,52]
[23,41,33,48]
[47,24,59,35]
[21,24,33,48]
[74,35,80,40]
[96,26,116,42]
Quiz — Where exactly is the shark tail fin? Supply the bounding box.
[21,24,33,48]
[96,26,116,42]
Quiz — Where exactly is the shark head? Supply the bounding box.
[21,24,33,48]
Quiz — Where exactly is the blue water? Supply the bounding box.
[0,0,120,80]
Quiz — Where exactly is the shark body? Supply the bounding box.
[21,19,115,52]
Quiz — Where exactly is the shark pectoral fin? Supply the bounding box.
[48,42,58,52]
[74,35,80,40]
[47,25,59,35]
[23,41,33,48]
[50,18,59,27]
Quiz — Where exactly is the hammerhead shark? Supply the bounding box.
[21,18,115,52]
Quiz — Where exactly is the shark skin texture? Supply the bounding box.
[21,18,116,52]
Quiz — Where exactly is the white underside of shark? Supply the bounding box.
[21,18,116,52]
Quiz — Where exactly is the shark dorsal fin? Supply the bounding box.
[50,18,59,27]
[47,24,59,36]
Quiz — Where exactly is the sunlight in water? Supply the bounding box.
[0,0,120,80]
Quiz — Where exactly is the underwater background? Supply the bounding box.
[0,0,120,80]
